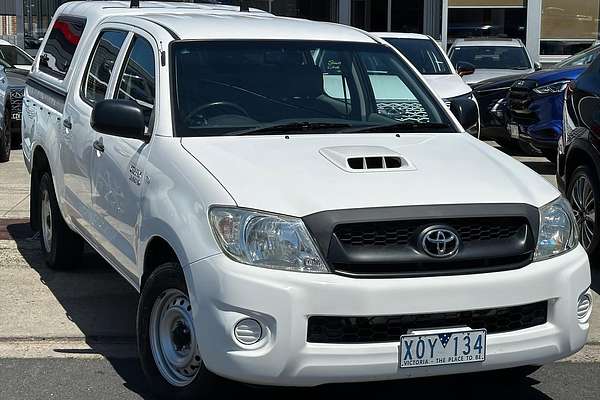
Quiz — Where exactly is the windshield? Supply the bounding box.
[554,46,600,69]
[383,38,451,75]
[0,45,32,66]
[171,40,453,137]
[450,46,531,70]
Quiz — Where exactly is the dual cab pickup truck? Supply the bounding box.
[22,2,591,399]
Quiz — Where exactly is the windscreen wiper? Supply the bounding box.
[233,121,353,136]
[345,121,452,133]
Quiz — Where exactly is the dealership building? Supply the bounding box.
[0,0,599,64]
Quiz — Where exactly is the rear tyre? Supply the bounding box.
[568,165,600,263]
[38,171,84,269]
[0,109,10,162]
[138,263,221,400]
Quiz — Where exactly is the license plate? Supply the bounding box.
[399,328,486,368]
[11,112,21,121]
[508,123,519,139]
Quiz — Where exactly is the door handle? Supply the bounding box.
[63,118,72,130]
[93,140,105,153]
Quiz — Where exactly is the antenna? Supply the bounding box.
[240,0,249,12]
[130,0,139,8]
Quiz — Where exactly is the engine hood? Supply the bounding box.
[5,67,27,88]
[462,69,534,85]
[423,74,471,99]
[520,65,586,86]
[181,133,559,217]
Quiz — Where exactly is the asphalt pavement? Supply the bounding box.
[0,146,599,400]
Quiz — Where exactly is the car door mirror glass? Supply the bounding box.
[450,98,478,133]
[91,99,146,140]
[456,61,475,77]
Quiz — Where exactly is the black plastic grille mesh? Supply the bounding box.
[307,301,548,344]
[335,217,525,247]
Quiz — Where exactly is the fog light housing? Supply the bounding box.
[577,290,593,323]
[234,318,263,345]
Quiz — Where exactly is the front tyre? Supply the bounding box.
[38,172,84,269]
[568,165,600,262]
[138,263,220,399]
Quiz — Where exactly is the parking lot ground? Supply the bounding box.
[0,147,599,399]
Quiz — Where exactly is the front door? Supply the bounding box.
[90,34,157,278]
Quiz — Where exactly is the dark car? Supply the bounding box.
[474,44,600,156]
[471,72,526,147]
[558,55,600,260]
[507,44,600,162]
[0,62,27,162]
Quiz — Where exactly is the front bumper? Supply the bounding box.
[184,245,590,386]
[509,93,563,149]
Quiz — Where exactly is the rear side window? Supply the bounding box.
[117,36,156,128]
[39,16,86,79]
[81,30,127,105]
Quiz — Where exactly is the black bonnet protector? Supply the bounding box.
[302,204,539,278]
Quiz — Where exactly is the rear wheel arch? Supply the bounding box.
[30,145,51,231]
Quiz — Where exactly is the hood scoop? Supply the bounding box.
[320,146,416,173]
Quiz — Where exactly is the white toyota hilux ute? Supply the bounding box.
[22,2,591,398]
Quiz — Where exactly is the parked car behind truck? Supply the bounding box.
[23,2,591,399]
[375,32,480,136]
[0,62,26,162]
[506,44,600,162]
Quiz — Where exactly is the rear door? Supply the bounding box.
[89,32,157,278]
[63,29,128,236]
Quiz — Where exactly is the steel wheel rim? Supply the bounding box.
[570,174,596,250]
[41,188,52,253]
[149,288,201,387]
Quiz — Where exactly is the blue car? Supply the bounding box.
[506,44,600,161]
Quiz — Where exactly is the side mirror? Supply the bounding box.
[456,61,476,77]
[534,61,542,71]
[91,99,146,140]
[450,97,479,133]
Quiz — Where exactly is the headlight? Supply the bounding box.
[534,197,579,261]
[209,207,328,273]
[533,80,570,95]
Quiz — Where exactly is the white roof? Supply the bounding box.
[59,1,375,43]
[371,32,431,41]
[0,39,12,46]
[452,38,523,47]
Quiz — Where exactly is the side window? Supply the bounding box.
[39,16,86,79]
[117,36,156,129]
[81,30,127,105]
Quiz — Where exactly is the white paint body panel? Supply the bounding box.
[186,246,590,386]
[181,133,559,217]
[20,1,590,388]
[374,33,472,99]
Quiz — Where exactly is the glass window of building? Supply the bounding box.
[223,1,339,22]
[541,0,600,55]
[448,1,527,45]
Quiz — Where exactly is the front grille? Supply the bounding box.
[329,216,533,277]
[307,301,548,344]
[508,81,538,124]
[9,89,24,115]
[336,218,523,247]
